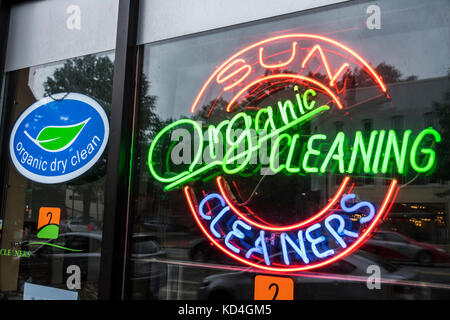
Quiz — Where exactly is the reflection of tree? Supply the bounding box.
[43,54,159,224]
[196,97,230,123]
[135,72,160,173]
[44,55,114,110]
[338,62,417,88]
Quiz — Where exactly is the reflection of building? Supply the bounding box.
[319,76,450,244]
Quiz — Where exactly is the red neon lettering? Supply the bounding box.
[190,34,387,113]
[301,45,334,80]
[259,41,297,69]
[301,45,351,88]
[329,63,350,87]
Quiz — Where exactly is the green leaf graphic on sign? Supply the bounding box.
[24,118,90,152]
[37,224,59,239]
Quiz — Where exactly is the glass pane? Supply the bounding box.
[129,0,450,300]
[0,51,114,300]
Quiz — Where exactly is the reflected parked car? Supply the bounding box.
[198,251,426,300]
[362,230,450,265]
[18,232,103,286]
[17,232,166,296]
[129,233,167,299]
[189,238,227,262]
[67,216,98,232]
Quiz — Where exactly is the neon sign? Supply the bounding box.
[147,34,441,271]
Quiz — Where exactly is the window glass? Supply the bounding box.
[316,260,356,275]
[371,232,385,241]
[0,51,114,300]
[128,0,450,300]
[383,233,406,243]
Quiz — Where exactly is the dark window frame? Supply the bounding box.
[0,0,142,301]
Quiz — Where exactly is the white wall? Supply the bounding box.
[5,0,119,72]
[5,0,347,71]
[137,0,348,44]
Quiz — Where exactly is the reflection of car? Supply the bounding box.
[18,232,103,286]
[18,232,166,297]
[142,219,167,236]
[362,231,450,265]
[198,251,424,300]
[188,238,241,265]
[189,238,221,262]
[67,216,97,232]
[129,233,167,299]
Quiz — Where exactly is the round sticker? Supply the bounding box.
[9,93,109,184]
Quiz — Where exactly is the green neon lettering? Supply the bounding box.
[410,127,441,173]
[286,134,301,173]
[320,131,345,173]
[148,81,443,192]
[270,134,292,173]
[277,99,298,125]
[347,131,378,174]
[226,105,329,164]
[162,105,329,190]
[294,86,305,115]
[381,130,411,174]
[303,134,326,173]
[148,119,203,183]
[303,89,316,111]
[164,161,219,191]
[207,120,229,160]
[372,130,386,174]
[157,126,441,191]
[255,106,276,133]
[223,113,253,174]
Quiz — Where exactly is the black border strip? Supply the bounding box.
[0,0,13,236]
[99,0,140,300]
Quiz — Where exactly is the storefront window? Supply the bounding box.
[128,0,450,300]
[0,51,114,300]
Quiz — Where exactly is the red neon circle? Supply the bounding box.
[217,176,351,231]
[185,180,398,272]
[225,74,344,111]
[259,41,297,69]
[190,33,387,114]
[182,33,393,271]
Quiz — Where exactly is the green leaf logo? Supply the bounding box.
[24,118,90,152]
[36,224,60,239]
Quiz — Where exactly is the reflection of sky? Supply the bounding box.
[143,0,450,121]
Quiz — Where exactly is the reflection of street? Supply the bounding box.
[137,224,450,299]
[152,231,450,299]
[157,264,218,300]
[403,265,450,284]
[152,257,450,300]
